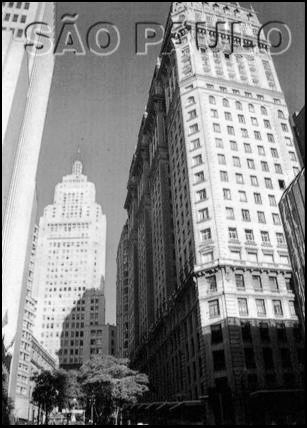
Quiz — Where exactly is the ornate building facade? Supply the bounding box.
[121,2,305,424]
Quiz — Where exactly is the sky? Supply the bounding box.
[37,2,305,324]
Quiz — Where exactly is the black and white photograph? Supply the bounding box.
[2,2,305,425]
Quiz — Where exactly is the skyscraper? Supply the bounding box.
[2,2,55,350]
[32,160,107,364]
[116,222,130,358]
[121,2,304,425]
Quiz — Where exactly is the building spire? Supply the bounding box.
[72,146,83,176]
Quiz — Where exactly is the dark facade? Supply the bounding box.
[280,169,305,330]
[293,107,305,167]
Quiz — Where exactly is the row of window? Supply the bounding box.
[209,298,295,319]
[200,227,283,246]
[2,2,30,9]
[219,170,287,190]
[3,12,26,22]
[207,275,292,293]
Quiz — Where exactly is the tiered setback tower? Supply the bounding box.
[32,161,107,365]
[122,2,304,424]
[2,2,55,349]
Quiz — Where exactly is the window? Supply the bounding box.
[265,178,273,189]
[269,277,279,292]
[236,101,243,110]
[239,191,247,202]
[278,110,285,119]
[16,28,23,37]
[223,189,232,200]
[229,228,238,240]
[264,120,271,129]
[211,109,219,118]
[235,274,245,290]
[188,110,197,120]
[199,208,209,222]
[195,171,205,183]
[261,161,269,172]
[245,229,255,242]
[214,123,221,133]
[20,15,26,23]
[263,348,274,370]
[267,133,275,143]
[258,212,266,224]
[272,214,281,225]
[208,275,217,292]
[293,167,300,176]
[201,228,212,242]
[256,299,266,316]
[231,250,241,260]
[241,322,252,343]
[227,126,235,136]
[223,98,230,107]
[258,146,265,156]
[213,350,226,371]
[226,207,235,220]
[218,154,226,165]
[242,210,251,222]
[236,174,244,184]
[251,176,259,187]
[271,148,279,159]
[276,233,285,245]
[209,300,220,318]
[189,124,199,134]
[196,188,208,203]
[4,13,10,21]
[285,278,293,292]
[273,300,283,316]
[260,322,270,341]
[220,171,229,182]
[209,96,216,105]
[215,138,223,148]
[269,195,277,207]
[230,141,238,151]
[238,114,245,123]
[289,301,296,317]
[238,299,249,316]
[281,123,289,132]
[261,231,271,244]
[253,276,263,291]
[244,143,252,153]
[233,157,241,167]
[254,193,262,205]
[211,324,223,344]
[289,152,297,162]
[248,103,255,112]
[241,128,249,138]
[261,106,268,115]
[225,112,232,121]
[247,159,255,170]
[193,155,203,166]
[279,180,286,190]
[285,137,293,146]
[25,3,30,9]
[254,131,262,140]
[251,117,259,126]
[245,348,256,369]
[191,138,201,150]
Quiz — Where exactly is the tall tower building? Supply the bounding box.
[122,2,304,425]
[2,2,55,350]
[32,160,107,364]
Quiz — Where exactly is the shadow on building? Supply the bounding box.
[57,288,116,372]
[125,278,305,426]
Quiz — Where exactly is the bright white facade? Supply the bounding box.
[2,2,55,349]
[32,161,107,362]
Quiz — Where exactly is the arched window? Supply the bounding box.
[236,101,243,111]
[209,96,216,105]
[278,110,285,119]
[223,98,230,108]
[261,106,268,115]
[249,104,255,113]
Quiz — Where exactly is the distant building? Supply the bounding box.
[2,2,55,351]
[32,159,107,364]
[116,222,129,358]
[280,106,305,331]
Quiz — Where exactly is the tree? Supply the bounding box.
[31,371,60,425]
[78,355,149,425]
[2,369,14,426]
